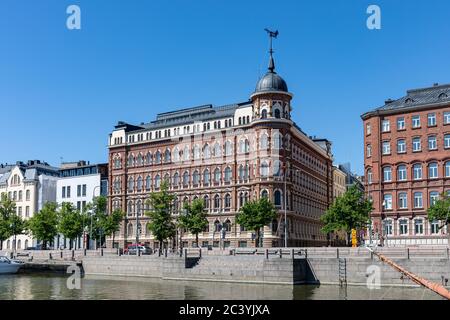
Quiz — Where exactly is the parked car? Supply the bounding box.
[124,244,152,255]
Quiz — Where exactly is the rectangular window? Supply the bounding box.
[383,167,392,182]
[431,221,440,234]
[445,134,450,149]
[428,113,436,126]
[412,137,421,152]
[444,112,450,125]
[397,139,406,153]
[430,192,439,206]
[398,193,408,209]
[397,117,405,130]
[25,206,30,218]
[18,207,22,217]
[26,190,30,201]
[366,123,371,135]
[82,201,86,212]
[428,136,437,150]
[67,186,71,198]
[62,186,66,199]
[77,201,81,211]
[399,220,408,235]
[397,166,407,181]
[384,220,393,236]
[412,115,421,128]
[366,145,372,158]
[383,194,392,210]
[382,120,390,132]
[414,220,423,235]
[77,185,81,197]
[413,165,422,180]
[414,192,423,208]
[82,184,87,197]
[382,141,391,155]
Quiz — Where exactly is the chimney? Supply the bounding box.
[385,99,395,104]
[433,83,439,87]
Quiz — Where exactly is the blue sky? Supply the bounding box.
[1,0,450,175]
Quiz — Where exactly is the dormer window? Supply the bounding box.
[439,93,448,100]
[405,98,414,104]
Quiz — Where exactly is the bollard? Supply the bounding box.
[279,249,283,259]
[337,248,339,259]
[101,248,104,257]
[407,248,410,260]
[138,248,141,257]
[265,249,269,260]
[447,248,449,260]
[164,249,168,258]
[199,248,202,258]
[71,250,75,260]
[184,248,187,258]
[60,251,63,259]
[179,248,183,257]
[49,253,53,260]
[84,249,87,257]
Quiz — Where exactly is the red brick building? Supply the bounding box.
[106,46,333,249]
[362,83,450,246]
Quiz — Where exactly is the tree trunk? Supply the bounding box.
[159,240,162,256]
[195,233,199,247]
[255,229,260,248]
[43,240,47,250]
[112,233,115,249]
[0,241,3,250]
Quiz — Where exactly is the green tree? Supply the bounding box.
[0,193,15,250]
[27,202,59,249]
[321,184,373,246]
[236,197,277,247]
[86,196,109,248]
[427,193,450,232]
[102,209,124,249]
[58,202,84,249]
[178,198,208,247]
[145,181,176,253]
[9,213,26,251]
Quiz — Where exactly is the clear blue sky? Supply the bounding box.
[1,0,450,175]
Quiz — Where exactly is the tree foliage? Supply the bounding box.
[0,193,16,246]
[58,202,85,248]
[236,197,277,247]
[321,185,372,238]
[427,193,450,227]
[102,209,124,247]
[27,202,59,249]
[178,198,208,246]
[145,181,176,251]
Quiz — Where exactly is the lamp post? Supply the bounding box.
[90,185,101,250]
[136,201,142,256]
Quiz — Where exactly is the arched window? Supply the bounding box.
[273,132,282,149]
[214,194,221,209]
[397,165,407,181]
[261,190,269,199]
[193,170,200,185]
[204,195,210,209]
[429,162,438,179]
[225,141,233,156]
[445,161,450,177]
[214,168,221,183]
[261,109,268,119]
[128,177,135,192]
[224,167,232,182]
[164,149,171,163]
[260,134,269,150]
[274,108,281,119]
[203,169,210,185]
[274,190,282,207]
[183,146,190,161]
[413,163,423,180]
[213,143,221,157]
[239,192,245,207]
[154,175,161,189]
[224,194,231,208]
[260,161,269,177]
[146,152,153,165]
[194,145,201,160]
[137,176,143,191]
[173,172,180,186]
[183,171,189,187]
[155,151,162,164]
[214,220,221,232]
[137,154,143,166]
[239,139,250,153]
[173,147,180,162]
[145,176,151,190]
[203,144,211,159]
[367,168,373,184]
[273,160,282,176]
[223,220,231,232]
[164,173,170,184]
[127,155,134,167]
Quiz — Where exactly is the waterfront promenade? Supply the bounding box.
[2,247,450,288]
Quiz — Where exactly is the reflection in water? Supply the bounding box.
[0,274,444,300]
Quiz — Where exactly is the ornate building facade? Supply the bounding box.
[107,47,333,249]
[362,83,450,246]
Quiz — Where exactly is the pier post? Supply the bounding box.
[279,249,282,259]
[337,248,339,259]
[101,248,104,257]
[84,249,87,256]
[71,250,75,260]
[265,249,269,260]
[60,251,63,259]
[447,248,449,260]
[407,248,410,260]
[291,249,295,260]
[49,253,53,260]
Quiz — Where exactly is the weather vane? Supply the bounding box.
[264,28,279,54]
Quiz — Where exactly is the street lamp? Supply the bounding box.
[135,201,142,256]
[90,185,101,250]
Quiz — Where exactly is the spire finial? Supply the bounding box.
[264,28,279,73]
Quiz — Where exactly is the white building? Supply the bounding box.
[56,161,108,249]
[0,160,59,250]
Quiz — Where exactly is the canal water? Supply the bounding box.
[0,273,444,300]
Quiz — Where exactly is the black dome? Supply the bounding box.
[255,71,288,93]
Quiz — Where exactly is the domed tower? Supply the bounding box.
[251,30,293,121]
